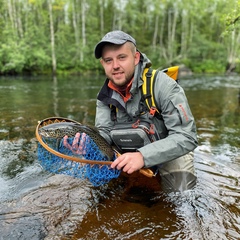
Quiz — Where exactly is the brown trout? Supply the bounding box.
[39,122,114,160]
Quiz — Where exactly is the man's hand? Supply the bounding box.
[63,132,87,155]
[111,152,144,174]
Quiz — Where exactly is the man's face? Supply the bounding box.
[100,43,140,87]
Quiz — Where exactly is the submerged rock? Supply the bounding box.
[0,174,93,239]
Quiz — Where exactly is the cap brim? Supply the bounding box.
[94,39,127,59]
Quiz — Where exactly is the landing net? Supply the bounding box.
[36,117,121,187]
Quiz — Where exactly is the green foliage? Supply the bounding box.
[224,0,240,31]
[191,60,225,74]
[0,42,25,74]
[186,33,227,73]
[0,0,239,75]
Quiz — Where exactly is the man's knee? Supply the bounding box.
[160,171,197,193]
[158,152,197,193]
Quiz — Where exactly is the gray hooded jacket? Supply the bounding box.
[95,52,198,168]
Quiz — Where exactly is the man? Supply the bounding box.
[94,30,198,192]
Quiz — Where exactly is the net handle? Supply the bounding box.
[36,117,155,176]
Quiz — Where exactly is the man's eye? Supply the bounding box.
[119,56,126,60]
[105,59,112,63]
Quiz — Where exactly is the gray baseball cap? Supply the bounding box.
[94,30,136,59]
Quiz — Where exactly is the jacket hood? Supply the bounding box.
[130,51,151,94]
[139,51,152,69]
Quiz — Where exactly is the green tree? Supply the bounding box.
[0,0,239,75]
[222,0,240,73]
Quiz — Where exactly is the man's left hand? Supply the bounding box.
[111,152,144,174]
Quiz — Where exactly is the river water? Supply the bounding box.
[0,74,239,239]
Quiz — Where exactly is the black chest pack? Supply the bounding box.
[110,118,159,153]
[110,66,179,153]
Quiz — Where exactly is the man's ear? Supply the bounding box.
[135,51,141,65]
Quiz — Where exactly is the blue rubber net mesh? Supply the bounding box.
[37,135,121,187]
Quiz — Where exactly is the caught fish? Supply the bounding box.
[38,122,114,160]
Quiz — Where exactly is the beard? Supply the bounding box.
[107,71,134,87]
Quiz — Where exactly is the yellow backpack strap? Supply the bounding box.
[142,68,159,113]
[142,66,179,116]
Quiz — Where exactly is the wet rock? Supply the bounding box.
[0,174,93,239]
[178,65,193,78]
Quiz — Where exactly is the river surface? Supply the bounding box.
[0,74,239,239]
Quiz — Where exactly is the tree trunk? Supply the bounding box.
[152,14,159,48]
[180,9,188,58]
[7,0,16,38]
[100,0,104,36]
[226,30,240,74]
[72,0,81,63]
[169,7,178,62]
[48,0,57,76]
[159,12,167,62]
[81,0,86,62]
[15,0,23,38]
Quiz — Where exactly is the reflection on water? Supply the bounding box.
[0,75,239,239]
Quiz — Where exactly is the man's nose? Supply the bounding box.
[112,59,120,69]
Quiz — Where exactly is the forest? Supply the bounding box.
[0,0,240,76]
